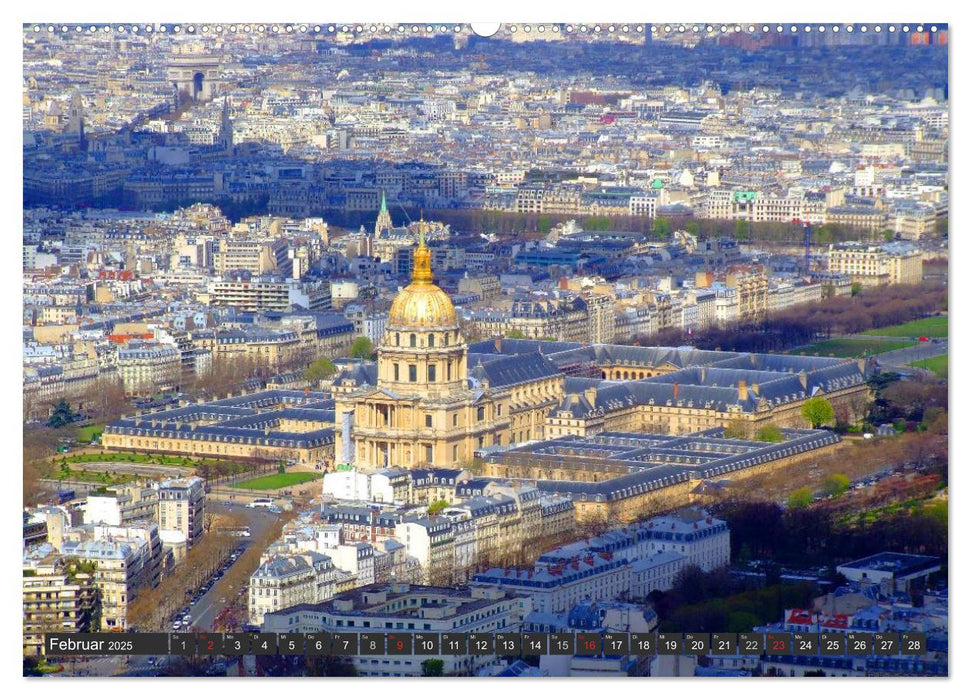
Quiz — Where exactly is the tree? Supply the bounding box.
[755,424,784,442]
[684,220,701,236]
[421,659,445,677]
[723,419,749,439]
[822,473,850,497]
[850,282,862,297]
[427,499,449,515]
[305,358,337,383]
[349,336,375,359]
[83,376,129,423]
[734,219,749,241]
[815,224,836,245]
[801,397,835,429]
[47,399,79,429]
[652,217,671,237]
[506,329,527,339]
[787,488,813,510]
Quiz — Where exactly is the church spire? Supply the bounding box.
[375,190,392,235]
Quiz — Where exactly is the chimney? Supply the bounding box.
[672,381,679,399]
[494,336,502,353]
[750,382,759,396]
[738,380,748,402]
[797,371,808,391]
[584,387,598,406]
[699,367,706,383]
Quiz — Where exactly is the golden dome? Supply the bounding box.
[386,228,458,330]
[387,282,457,329]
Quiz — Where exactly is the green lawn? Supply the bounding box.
[909,354,948,379]
[75,424,105,443]
[44,466,139,486]
[235,472,322,490]
[863,316,948,338]
[66,452,238,467]
[793,338,917,358]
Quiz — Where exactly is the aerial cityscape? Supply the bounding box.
[22,22,948,679]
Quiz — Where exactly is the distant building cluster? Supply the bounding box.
[256,506,730,676]
[247,479,575,624]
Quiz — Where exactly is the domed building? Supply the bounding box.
[334,229,565,470]
[377,230,468,399]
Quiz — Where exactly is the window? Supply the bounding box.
[477,407,485,421]
[496,404,502,416]
[425,445,433,463]
[393,363,399,381]
[452,414,458,427]
[395,333,400,346]
[408,365,417,382]
[428,364,436,382]
[410,334,417,348]
[453,445,458,460]
[425,414,433,428]
[447,361,452,380]
[428,334,435,347]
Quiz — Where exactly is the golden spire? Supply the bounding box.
[412,225,433,284]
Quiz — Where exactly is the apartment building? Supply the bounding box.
[213,238,290,277]
[157,477,206,548]
[472,556,632,615]
[827,242,923,287]
[116,340,181,396]
[83,486,159,528]
[58,523,162,631]
[189,328,302,369]
[640,509,731,572]
[22,557,101,658]
[725,269,769,323]
[208,278,332,312]
[261,583,532,677]
[248,552,338,626]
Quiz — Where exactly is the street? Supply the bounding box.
[873,339,947,372]
[47,503,279,677]
[182,502,278,631]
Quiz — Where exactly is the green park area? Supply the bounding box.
[75,424,105,443]
[863,316,948,338]
[234,472,322,490]
[66,451,187,465]
[793,338,916,358]
[910,354,948,379]
[43,462,140,486]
